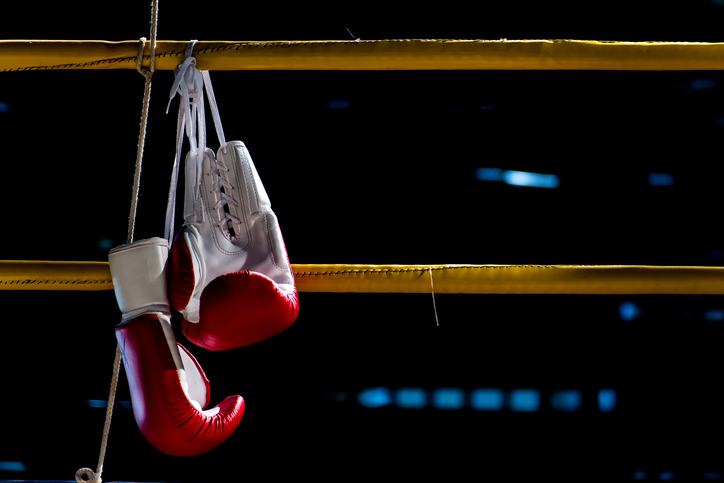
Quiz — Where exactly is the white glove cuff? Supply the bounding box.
[109,237,171,321]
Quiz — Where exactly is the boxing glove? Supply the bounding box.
[110,237,244,456]
[168,142,299,351]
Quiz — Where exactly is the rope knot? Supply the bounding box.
[76,467,101,483]
[136,37,154,80]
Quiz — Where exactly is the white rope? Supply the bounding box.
[164,48,228,242]
[202,70,227,152]
[75,346,122,483]
[164,40,200,241]
[429,267,439,326]
[128,31,157,243]
[76,2,159,483]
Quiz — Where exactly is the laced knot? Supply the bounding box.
[167,41,206,201]
[164,40,234,242]
[211,157,241,236]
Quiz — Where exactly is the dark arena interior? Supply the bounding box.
[2,1,724,481]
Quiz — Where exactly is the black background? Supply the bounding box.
[2,1,724,481]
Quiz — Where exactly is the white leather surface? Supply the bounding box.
[109,237,171,319]
[181,142,295,322]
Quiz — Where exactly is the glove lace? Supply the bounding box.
[164,43,230,242]
[166,41,206,202]
[212,158,242,237]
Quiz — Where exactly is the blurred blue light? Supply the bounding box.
[704,309,724,322]
[358,387,392,408]
[0,461,27,472]
[325,99,353,109]
[692,78,718,90]
[475,168,559,188]
[678,78,718,90]
[443,102,465,110]
[478,103,498,110]
[396,388,426,409]
[648,173,675,186]
[87,399,132,409]
[633,471,648,480]
[97,238,114,250]
[619,301,642,322]
[550,390,582,412]
[474,167,504,181]
[598,389,617,413]
[658,471,675,481]
[471,388,504,411]
[703,472,723,480]
[502,170,560,188]
[510,389,540,412]
[0,102,10,114]
[432,388,465,410]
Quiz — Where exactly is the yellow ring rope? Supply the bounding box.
[4,40,722,294]
[3,39,724,72]
[3,261,724,294]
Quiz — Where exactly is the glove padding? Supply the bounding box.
[116,313,244,456]
[168,142,299,351]
[110,237,244,456]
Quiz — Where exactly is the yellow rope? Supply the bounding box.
[4,261,724,294]
[0,261,112,290]
[3,39,724,72]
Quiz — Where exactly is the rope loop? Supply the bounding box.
[136,37,152,80]
[75,467,101,483]
[429,267,439,326]
[185,39,197,58]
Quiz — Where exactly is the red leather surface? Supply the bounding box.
[115,314,244,456]
[182,270,299,351]
[168,229,195,312]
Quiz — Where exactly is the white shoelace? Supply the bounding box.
[210,154,242,236]
[167,41,205,202]
[165,41,233,241]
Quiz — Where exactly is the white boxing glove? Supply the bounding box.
[109,237,244,456]
[168,142,299,351]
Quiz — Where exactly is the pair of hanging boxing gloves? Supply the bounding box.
[109,49,299,457]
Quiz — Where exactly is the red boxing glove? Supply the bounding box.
[110,238,244,456]
[116,313,244,456]
[169,142,299,351]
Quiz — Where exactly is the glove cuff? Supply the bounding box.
[109,237,171,320]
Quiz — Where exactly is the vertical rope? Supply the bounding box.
[429,267,439,326]
[76,2,159,483]
[74,346,122,483]
[95,346,122,476]
[128,31,158,243]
